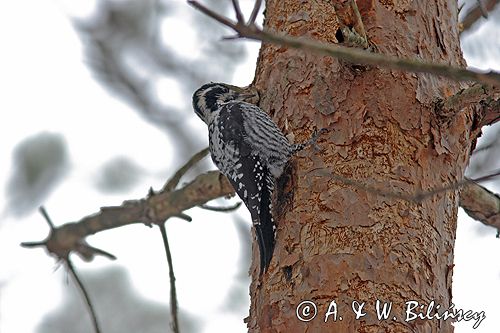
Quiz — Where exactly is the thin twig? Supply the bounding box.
[20,240,46,248]
[163,147,210,192]
[39,206,55,229]
[188,0,237,29]
[83,244,117,260]
[173,213,193,222]
[310,168,500,203]
[248,0,262,25]
[159,224,180,333]
[231,0,245,23]
[188,0,500,86]
[199,201,242,212]
[458,3,466,15]
[66,257,102,333]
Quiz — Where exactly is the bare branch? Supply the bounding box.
[73,241,117,262]
[441,84,494,111]
[460,181,500,230]
[24,156,500,274]
[248,0,262,25]
[309,168,500,204]
[188,0,500,86]
[199,201,242,212]
[27,208,102,333]
[187,0,238,30]
[436,84,500,127]
[39,206,55,229]
[22,171,234,261]
[159,224,180,333]
[173,213,193,222]
[162,147,210,192]
[231,0,245,23]
[458,3,466,15]
[66,259,102,333]
[20,240,46,248]
[460,0,500,34]
[81,244,117,261]
[22,152,236,333]
[477,98,500,128]
[306,166,500,230]
[21,208,117,262]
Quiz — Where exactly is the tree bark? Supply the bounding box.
[248,0,469,331]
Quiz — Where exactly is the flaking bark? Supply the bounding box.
[248,0,469,331]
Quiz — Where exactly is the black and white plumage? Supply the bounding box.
[192,82,320,274]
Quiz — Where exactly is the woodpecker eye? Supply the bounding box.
[205,87,225,110]
[192,83,233,121]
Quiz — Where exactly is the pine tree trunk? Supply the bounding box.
[248,0,469,331]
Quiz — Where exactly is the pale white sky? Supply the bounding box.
[0,1,499,333]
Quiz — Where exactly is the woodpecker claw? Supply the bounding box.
[308,128,328,151]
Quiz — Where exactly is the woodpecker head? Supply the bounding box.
[192,83,257,123]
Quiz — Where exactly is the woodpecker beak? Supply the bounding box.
[239,93,256,98]
[238,87,260,105]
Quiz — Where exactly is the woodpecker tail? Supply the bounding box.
[254,174,276,275]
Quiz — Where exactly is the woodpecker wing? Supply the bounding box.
[210,102,276,272]
[238,103,293,178]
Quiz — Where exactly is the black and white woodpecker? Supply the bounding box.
[192,82,324,274]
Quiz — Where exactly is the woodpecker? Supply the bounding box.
[192,82,323,274]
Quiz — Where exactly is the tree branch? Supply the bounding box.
[24,160,500,266]
[308,168,500,230]
[162,147,210,192]
[477,97,500,129]
[436,83,500,127]
[23,208,102,333]
[22,171,234,261]
[159,224,180,333]
[248,0,262,24]
[460,0,500,34]
[459,181,500,230]
[199,201,242,212]
[441,84,497,113]
[188,0,500,86]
